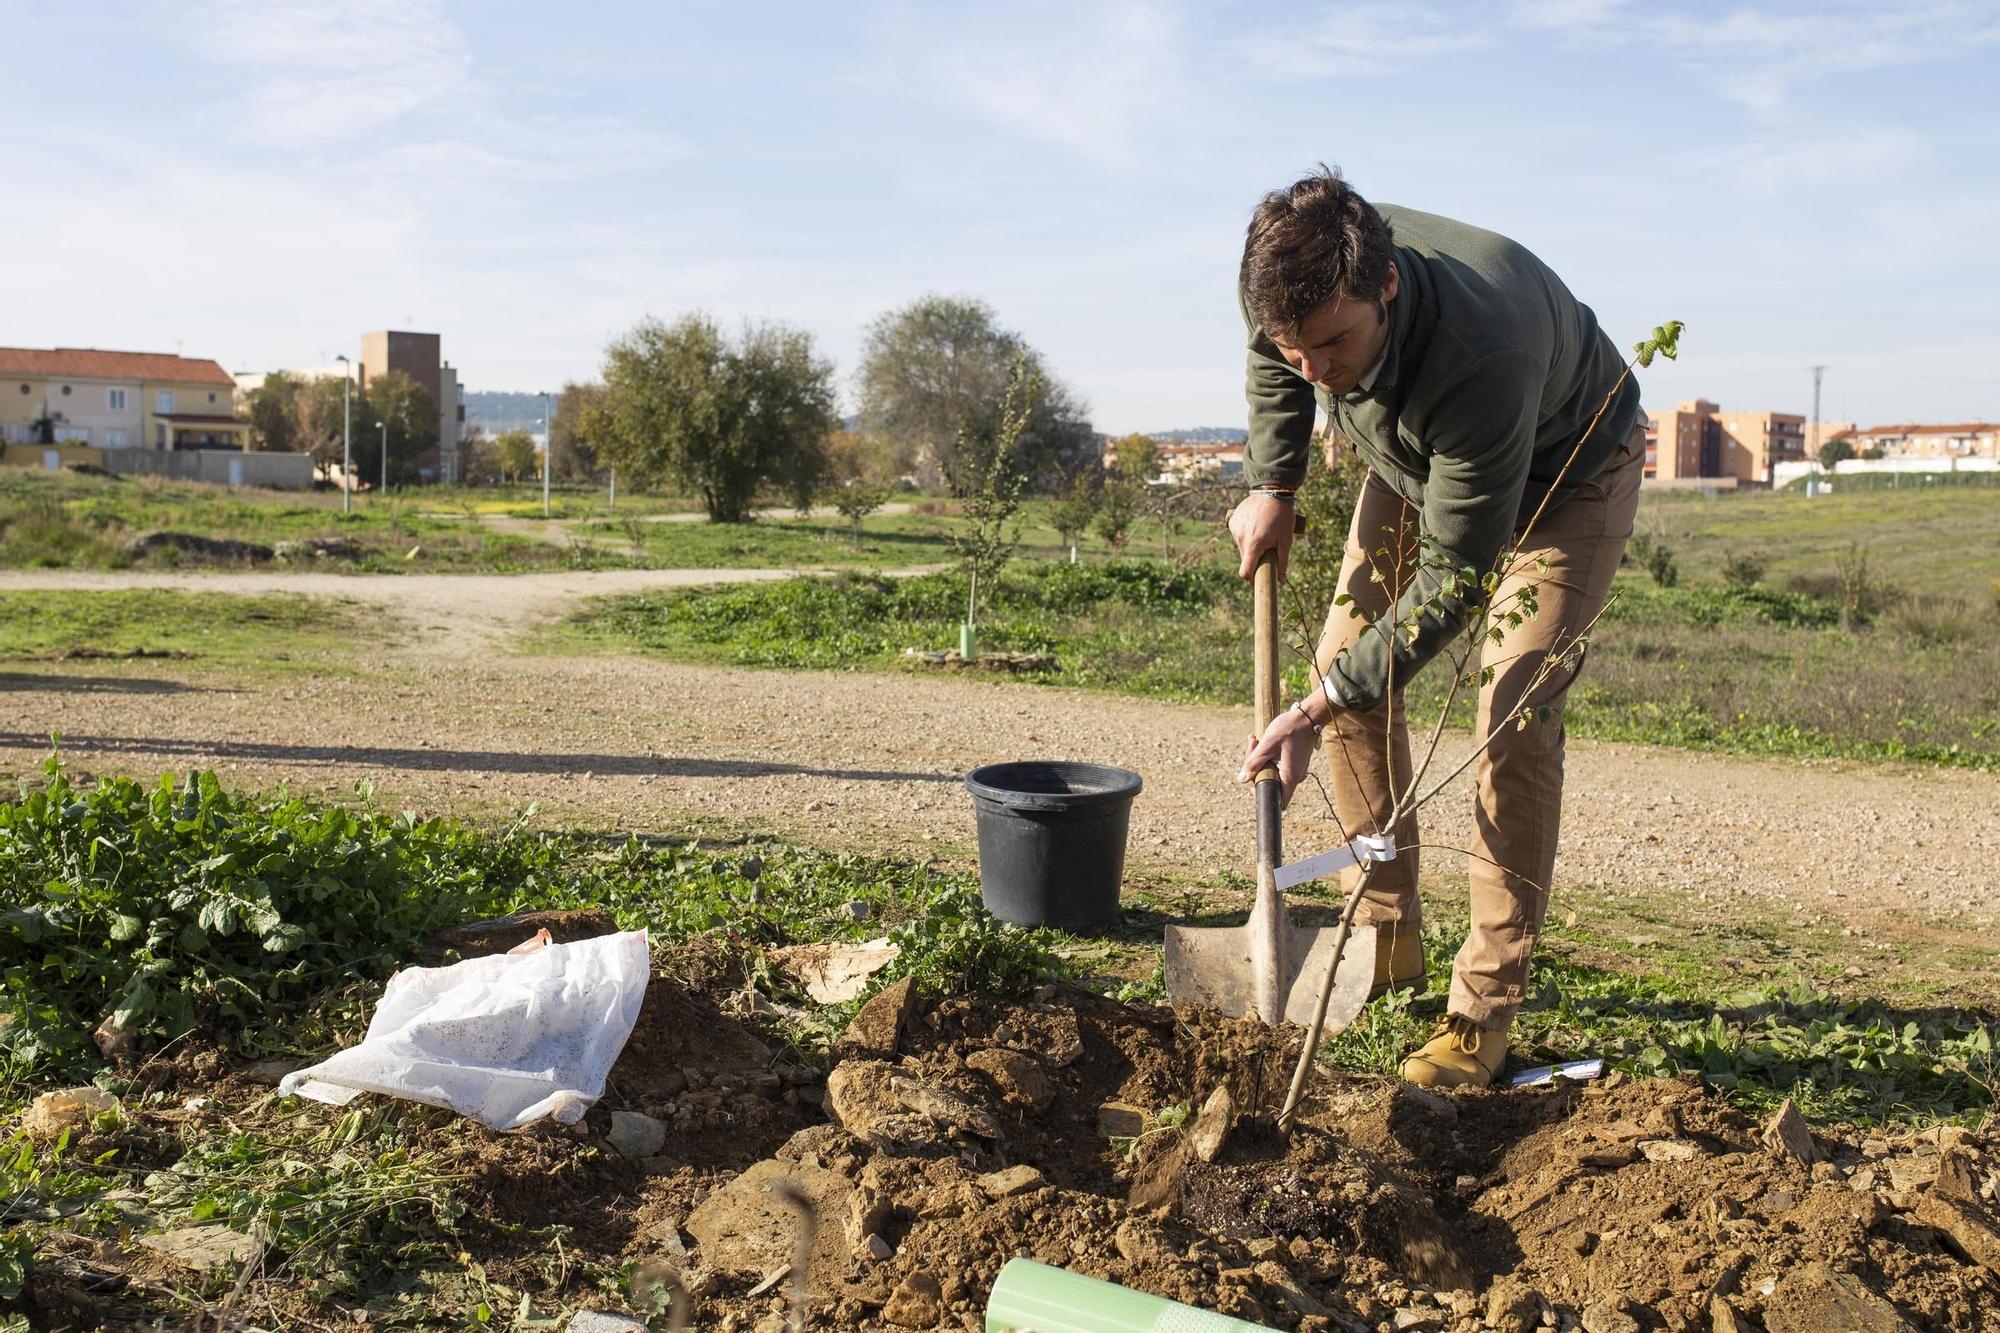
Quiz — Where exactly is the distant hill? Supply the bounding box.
[464,390,551,434]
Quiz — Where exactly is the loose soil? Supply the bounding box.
[31,967,2000,1331]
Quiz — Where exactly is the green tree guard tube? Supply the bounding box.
[986,1259,1277,1332]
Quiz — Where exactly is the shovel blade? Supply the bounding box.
[1163,920,1379,1029]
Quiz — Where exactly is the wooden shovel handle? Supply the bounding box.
[1251,511,1307,781]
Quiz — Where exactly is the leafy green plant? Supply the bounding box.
[1719,548,1766,589]
[1645,541,1680,588]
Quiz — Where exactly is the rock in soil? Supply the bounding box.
[882,1270,944,1326]
[1764,1263,1916,1332]
[135,1224,260,1272]
[566,1314,649,1333]
[836,975,915,1060]
[1485,1275,1541,1333]
[1761,1097,1823,1164]
[965,1046,1054,1111]
[684,1158,852,1277]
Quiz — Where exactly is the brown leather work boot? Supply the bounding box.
[1370,927,1428,1000]
[1400,1014,1508,1088]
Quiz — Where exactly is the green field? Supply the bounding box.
[556,557,2000,771]
[1639,485,2000,604]
[0,589,364,666]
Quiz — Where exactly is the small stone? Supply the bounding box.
[1709,1299,1749,1333]
[1916,1192,2000,1273]
[1761,1099,1823,1164]
[1188,1084,1237,1164]
[244,1057,303,1086]
[1638,1139,1702,1163]
[1887,1157,1939,1194]
[977,1165,1045,1198]
[844,900,871,922]
[891,1076,1002,1138]
[20,1087,119,1140]
[1849,1168,1879,1192]
[567,1315,650,1333]
[1763,1263,1914,1332]
[836,977,915,1060]
[135,1225,260,1272]
[1097,1101,1148,1138]
[1580,1296,1642,1333]
[864,1233,894,1261]
[966,1047,1054,1111]
[1392,1308,1443,1331]
[1577,1144,1639,1169]
[607,1111,669,1159]
[882,1271,944,1327]
[1486,1276,1541,1333]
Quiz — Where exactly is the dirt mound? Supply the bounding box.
[98,977,2000,1330]
[636,983,2000,1331]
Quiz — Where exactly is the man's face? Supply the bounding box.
[1271,261,1399,393]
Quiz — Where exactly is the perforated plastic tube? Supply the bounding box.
[986,1259,1276,1332]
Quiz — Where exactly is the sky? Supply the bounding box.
[4,0,1997,433]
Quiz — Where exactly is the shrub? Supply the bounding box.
[1834,543,1877,631]
[1645,542,1679,588]
[1720,549,1766,589]
[1885,593,1980,648]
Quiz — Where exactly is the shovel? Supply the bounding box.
[1164,537,1378,1027]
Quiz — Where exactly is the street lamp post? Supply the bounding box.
[377,421,388,496]
[335,354,352,513]
[541,390,552,518]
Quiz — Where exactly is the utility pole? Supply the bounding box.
[541,390,552,518]
[1811,365,1825,462]
[377,421,389,495]
[336,354,352,513]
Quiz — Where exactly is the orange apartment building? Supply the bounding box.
[1645,399,1805,485]
[1845,421,1999,460]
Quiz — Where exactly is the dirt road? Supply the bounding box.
[5,566,1996,983]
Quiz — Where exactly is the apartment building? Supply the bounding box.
[1847,421,1999,460]
[1645,399,1803,485]
[361,330,465,481]
[0,347,250,450]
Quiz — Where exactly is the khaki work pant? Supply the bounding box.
[1314,429,1643,1027]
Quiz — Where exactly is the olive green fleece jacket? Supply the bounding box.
[1241,204,1641,712]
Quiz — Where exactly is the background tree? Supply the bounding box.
[362,370,439,487]
[856,295,1093,493]
[495,428,538,483]
[1045,468,1101,563]
[1107,432,1161,485]
[551,380,610,481]
[244,372,303,453]
[1819,437,1856,469]
[826,429,896,545]
[295,376,355,483]
[1094,475,1139,554]
[599,314,837,522]
[460,424,497,484]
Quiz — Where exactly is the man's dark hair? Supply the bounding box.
[1240,166,1395,341]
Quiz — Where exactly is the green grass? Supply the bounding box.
[546,560,1256,700]
[0,590,363,664]
[1640,484,2000,603]
[1324,923,1994,1124]
[555,558,2000,771]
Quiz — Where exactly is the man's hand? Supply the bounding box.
[1237,707,1318,809]
[1229,493,1296,582]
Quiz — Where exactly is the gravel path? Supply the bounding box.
[5,566,1996,971]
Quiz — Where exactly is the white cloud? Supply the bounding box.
[186,0,473,146]
[1234,3,1494,77]
[892,1,1183,166]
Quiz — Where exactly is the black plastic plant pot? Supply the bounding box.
[963,761,1143,931]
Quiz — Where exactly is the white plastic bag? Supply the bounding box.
[281,929,649,1131]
